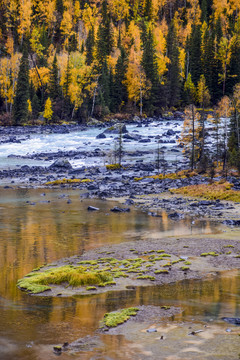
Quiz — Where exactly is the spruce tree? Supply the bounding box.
[212,18,223,103]
[188,25,202,85]
[13,43,30,125]
[166,21,181,107]
[62,53,72,117]
[96,1,114,68]
[98,60,111,113]
[48,54,60,100]
[111,47,128,112]
[86,26,95,66]
[141,26,160,112]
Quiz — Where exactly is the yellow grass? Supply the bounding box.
[45,178,93,185]
[170,182,240,202]
[134,170,198,182]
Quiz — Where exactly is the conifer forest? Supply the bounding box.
[0,0,240,122]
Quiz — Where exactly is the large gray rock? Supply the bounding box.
[49,159,72,170]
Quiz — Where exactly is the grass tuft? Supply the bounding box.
[17,265,112,294]
[103,307,139,327]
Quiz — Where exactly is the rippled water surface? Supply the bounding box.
[0,187,239,360]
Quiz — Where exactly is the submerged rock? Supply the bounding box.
[223,220,240,226]
[222,317,240,325]
[110,206,130,213]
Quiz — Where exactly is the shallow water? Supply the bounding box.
[0,188,239,360]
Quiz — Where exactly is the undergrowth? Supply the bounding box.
[170,182,240,202]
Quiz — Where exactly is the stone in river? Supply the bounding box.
[49,159,72,170]
[88,206,99,211]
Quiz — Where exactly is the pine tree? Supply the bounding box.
[32,93,41,119]
[86,26,95,66]
[13,43,30,125]
[111,47,128,112]
[48,54,60,100]
[188,24,202,85]
[197,75,211,170]
[62,53,72,117]
[98,60,111,114]
[143,0,153,22]
[166,21,181,108]
[141,25,160,112]
[96,1,114,68]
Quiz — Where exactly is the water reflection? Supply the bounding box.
[0,187,237,360]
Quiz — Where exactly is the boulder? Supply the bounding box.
[88,206,99,211]
[110,206,130,213]
[49,159,72,170]
[96,132,106,139]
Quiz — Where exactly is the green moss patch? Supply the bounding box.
[102,307,139,328]
[17,265,112,294]
[200,252,218,257]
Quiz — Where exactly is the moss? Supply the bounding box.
[223,245,234,248]
[156,250,165,253]
[86,286,97,291]
[78,260,98,265]
[17,265,113,294]
[184,261,192,265]
[102,307,139,328]
[106,164,122,171]
[235,255,240,258]
[180,266,190,271]
[154,269,169,274]
[200,252,218,257]
[226,251,231,255]
[161,306,170,310]
[45,178,93,185]
[137,275,155,281]
[104,281,117,286]
[172,260,181,265]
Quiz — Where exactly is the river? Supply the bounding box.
[0,187,239,359]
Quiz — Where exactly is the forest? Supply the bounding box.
[0,0,240,126]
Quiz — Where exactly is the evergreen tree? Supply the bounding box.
[226,20,240,95]
[32,93,41,119]
[48,54,61,100]
[62,53,72,117]
[201,22,215,100]
[111,47,128,112]
[188,24,202,85]
[166,21,181,107]
[141,25,160,112]
[86,26,95,66]
[96,1,114,68]
[13,43,30,125]
[56,0,64,17]
[211,18,223,103]
[143,0,153,22]
[97,60,111,114]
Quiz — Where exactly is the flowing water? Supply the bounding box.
[0,187,239,359]
[0,121,184,170]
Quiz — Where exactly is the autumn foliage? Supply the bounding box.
[0,0,240,123]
